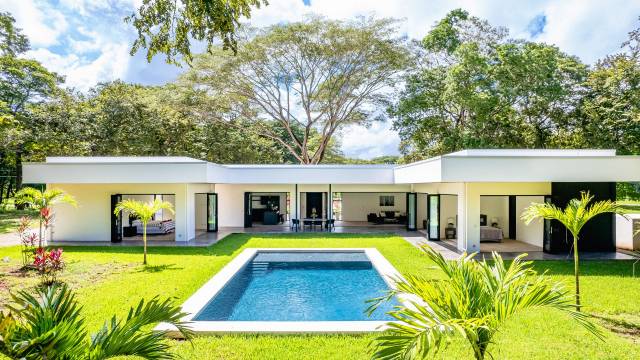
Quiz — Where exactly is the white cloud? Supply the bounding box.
[340,121,400,159]
[0,0,68,47]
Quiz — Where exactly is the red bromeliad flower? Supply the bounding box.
[33,247,65,285]
[40,207,54,228]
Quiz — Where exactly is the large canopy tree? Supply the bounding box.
[127,0,268,64]
[183,17,411,164]
[391,9,587,160]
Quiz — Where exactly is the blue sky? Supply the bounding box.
[1,0,640,159]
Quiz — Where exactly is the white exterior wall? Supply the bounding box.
[616,214,640,250]
[48,183,190,242]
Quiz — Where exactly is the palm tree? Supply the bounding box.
[114,198,175,265]
[15,187,77,247]
[521,191,624,311]
[0,284,192,359]
[368,246,602,360]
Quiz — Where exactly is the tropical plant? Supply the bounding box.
[522,191,625,311]
[16,215,37,266]
[15,187,77,247]
[114,198,174,265]
[0,284,192,359]
[33,247,64,285]
[367,246,602,360]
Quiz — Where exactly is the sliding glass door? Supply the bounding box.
[110,194,122,242]
[427,194,440,240]
[406,192,417,231]
[207,193,218,232]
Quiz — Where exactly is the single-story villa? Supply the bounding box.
[22,149,640,254]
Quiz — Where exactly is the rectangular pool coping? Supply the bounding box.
[155,248,404,335]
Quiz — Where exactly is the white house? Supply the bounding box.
[22,149,640,253]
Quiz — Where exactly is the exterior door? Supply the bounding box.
[207,193,218,232]
[110,194,122,242]
[406,192,417,231]
[244,192,252,228]
[306,192,323,218]
[427,194,440,240]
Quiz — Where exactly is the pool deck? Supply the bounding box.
[19,225,638,261]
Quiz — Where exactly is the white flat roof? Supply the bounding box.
[23,149,640,184]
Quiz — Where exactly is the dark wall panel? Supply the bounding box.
[548,182,616,254]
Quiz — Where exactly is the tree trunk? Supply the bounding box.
[15,149,24,210]
[573,235,581,311]
[143,224,148,265]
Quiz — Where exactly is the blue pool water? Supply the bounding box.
[194,251,398,321]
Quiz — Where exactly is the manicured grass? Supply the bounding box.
[0,209,37,234]
[1,233,639,359]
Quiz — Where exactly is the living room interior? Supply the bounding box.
[332,192,407,227]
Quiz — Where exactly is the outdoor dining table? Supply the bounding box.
[302,218,327,231]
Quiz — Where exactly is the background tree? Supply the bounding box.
[522,192,624,311]
[391,9,587,160]
[114,198,174,265]
[184,17,410,164]
[578,19,640,155]
[127,0,268,64]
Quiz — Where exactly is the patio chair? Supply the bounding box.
[291,219,300,232]
[313,219,323,231]
[325,219,335,232]
[303,219,313,231]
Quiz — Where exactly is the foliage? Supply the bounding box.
[185,16,411,164]
[0,11,28,56]
[0,284,193,359]
[391,9,588,160]
[127,0,267,64]
[522,191,625,310]
[114,198,175,265]
[15,187,77,247]
[368,246,601,360]
[617,182,640,201]
[33,247,65,285]
[16,215,36,266]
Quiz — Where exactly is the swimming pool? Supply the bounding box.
[157,248,403,334]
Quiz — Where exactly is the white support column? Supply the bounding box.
[462,183,481,253]
[328,185,333,219]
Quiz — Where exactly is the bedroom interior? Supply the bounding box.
[120,194,176,241]
[479,195,545,252]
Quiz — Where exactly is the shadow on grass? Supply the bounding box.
[139,263,184,273]
[530,260,638,277]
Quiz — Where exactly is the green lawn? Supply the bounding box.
[0,209,37,234]
[1,233,639,359]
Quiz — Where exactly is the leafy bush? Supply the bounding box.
[16,216,37,267]
[33,247,65,285]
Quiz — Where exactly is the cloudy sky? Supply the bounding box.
[2,0,640,159]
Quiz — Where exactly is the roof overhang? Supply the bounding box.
[23,150,640,185]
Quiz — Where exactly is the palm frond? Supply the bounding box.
[370,245,602,359]
[89,296,192,359]
[2,285,86,359]
[114,199,174,223]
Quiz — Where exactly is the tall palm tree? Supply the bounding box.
[15,187,77,247]
[114,198,175,265]
[0,284,192,359]
[521,191,624,311]
[368,246,601,360]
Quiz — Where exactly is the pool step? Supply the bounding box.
[250,262,270,276]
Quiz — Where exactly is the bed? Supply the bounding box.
[132,219,175,235]
[480,214,503,242]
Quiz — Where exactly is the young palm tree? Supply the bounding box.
[0,284,192,359]
[368,246,602,360]
[114,198,175,265]
[521,191,624,311]
[15,187,77,247]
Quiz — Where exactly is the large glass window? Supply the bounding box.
[428,195,440,240]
